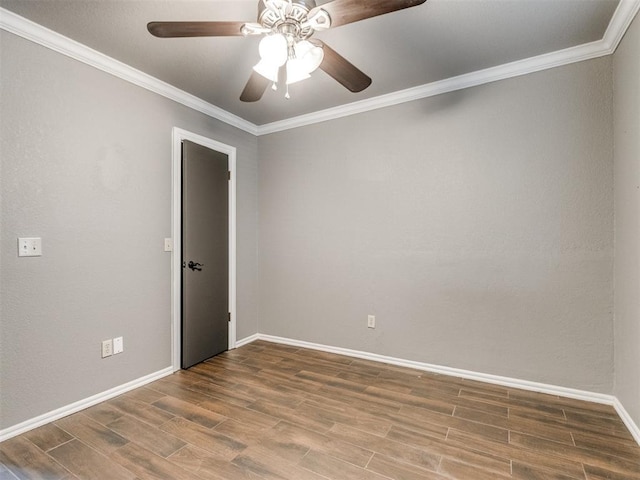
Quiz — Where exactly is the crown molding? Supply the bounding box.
[0,8,259,136]
[2,1,639,137]
[257,0,640,135]
[257,40,608,135]
[602,0,640,52]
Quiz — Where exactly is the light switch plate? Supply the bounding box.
[18,237,42,257]
[113,336,123,354]
[164,238,173,252]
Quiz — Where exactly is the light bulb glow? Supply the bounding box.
[286,60,311,84]
[258,34,288,67]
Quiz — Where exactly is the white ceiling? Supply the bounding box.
[0,0,624,126]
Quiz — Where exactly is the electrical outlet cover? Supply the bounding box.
[101,339,113,358]
[18,237,42,257]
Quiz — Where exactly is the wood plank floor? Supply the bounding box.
[2,340,639,479]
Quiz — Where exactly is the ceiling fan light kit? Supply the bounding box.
[253,34,324,95]
[147,0,427,102]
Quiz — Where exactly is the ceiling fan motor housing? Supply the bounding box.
[258,0,320,39]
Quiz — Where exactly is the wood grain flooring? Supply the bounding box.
[2,340,639,479]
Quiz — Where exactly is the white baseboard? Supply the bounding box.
[4,336,639,448]
[613,397,640,445]
[0,366,173,443]
[254,334,614,403]
[243,333,640,446]
[235,333,260,348]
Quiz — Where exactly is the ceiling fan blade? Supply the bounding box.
[309,0,427,28]
[240,71,271,102]
[317,42,371,93]
[147,21,247,38]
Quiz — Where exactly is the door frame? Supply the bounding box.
[171,127,236,371]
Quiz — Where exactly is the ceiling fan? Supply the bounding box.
[147,0,427,102]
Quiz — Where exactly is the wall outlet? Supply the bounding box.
[101,339,113,358]
[18,237,42,257]
[113,336,123,354]
[367,315,376,329]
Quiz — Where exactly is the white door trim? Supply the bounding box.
[171,127,237,371]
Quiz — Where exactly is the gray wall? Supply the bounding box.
[258,57,614,393]
[2,14,632,433]
[0,31,258,428]
[613,13,640,428]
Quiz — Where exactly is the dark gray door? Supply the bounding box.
[182,140,229,369]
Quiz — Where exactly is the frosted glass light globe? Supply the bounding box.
[258,34,288,67]
[286,41,324,85]
[253,59,279,82]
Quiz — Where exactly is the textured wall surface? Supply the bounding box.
[258,57,614,392]
[0,31,258,429]
[613,12,640,428]
[2,12,630,434]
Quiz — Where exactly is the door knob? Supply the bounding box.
[187,261,203,271]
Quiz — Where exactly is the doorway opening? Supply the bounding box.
[171,127,236,371]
